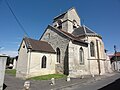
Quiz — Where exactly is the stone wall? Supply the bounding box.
[87,36,106,75]
[68,41,89,77]
[41,28,69,74]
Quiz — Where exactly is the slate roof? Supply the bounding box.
[23,37,56,53]
[53,12,66,21]
[72,25,98,36]
[53,7,78,22]
[47,25,88,46]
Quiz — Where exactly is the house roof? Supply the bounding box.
[23,37,56,53]
[114,52,120,56]
[110,52,120,61]
[72,25,102,39]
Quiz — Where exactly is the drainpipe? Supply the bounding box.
[114,45,118,71]
[96,40,101,75]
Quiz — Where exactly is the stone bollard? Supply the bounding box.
[66,76,70,82]
[92,74,95,77]
[51,78,55,85]
[24,81,30,90]
[80,75,84,79]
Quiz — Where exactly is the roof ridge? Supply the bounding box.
[49,25,87,44]
[84,25,97,34]
[39,40,50,43]
[53,11,67,20]
[82,25,87,34]
[24,37,32,49]
[50,25,74,39]
[53,7,77,20]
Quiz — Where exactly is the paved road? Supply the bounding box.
[63,73,120,90]
[4,72,120,90]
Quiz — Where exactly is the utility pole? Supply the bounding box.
[114,45,117,71]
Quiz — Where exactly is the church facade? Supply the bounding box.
[16,8,112,78]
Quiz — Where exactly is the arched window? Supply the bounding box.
[57,19,62,29]
[73,20,78,29]
[41,56,47,68]
[79,47,84,64]
[90,42,95,57]
[56,48,60,63]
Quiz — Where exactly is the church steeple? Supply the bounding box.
[53,7,81,33]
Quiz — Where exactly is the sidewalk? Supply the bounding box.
[4,72,117,90]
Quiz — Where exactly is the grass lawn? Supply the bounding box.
[28,74,67,80]
[5,69,16,76]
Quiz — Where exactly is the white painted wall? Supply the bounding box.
[0,55,8,90]
[16,40,56,78]
[16,41,28,78]
[112,61,120,71]
[13,58,17,69]
[27,52,56,77]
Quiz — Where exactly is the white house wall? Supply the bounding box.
[16,41,29,78]
[27,52,56,78]
[0,55,7,90]
[112,61,120,71]
[13,58,17,69]
[104,55,112,73]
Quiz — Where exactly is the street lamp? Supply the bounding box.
[114,45,117,71]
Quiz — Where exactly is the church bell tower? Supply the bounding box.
[53,7,81,33]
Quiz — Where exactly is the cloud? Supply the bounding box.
[0,50,18,57]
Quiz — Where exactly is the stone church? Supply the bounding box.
[16,7,112,78]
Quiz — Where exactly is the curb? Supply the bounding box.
[51,73,116,90]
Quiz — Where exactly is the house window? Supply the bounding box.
[79,47,84,64]
[41,56,47,68]
[56,48,60,63]
[90,42,95,57]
